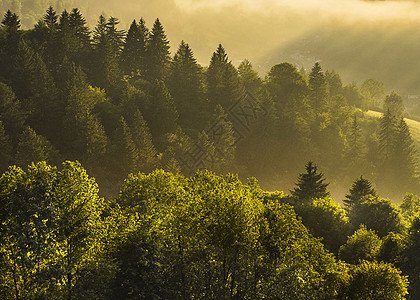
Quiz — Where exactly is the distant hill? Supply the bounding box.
[260,23,420,101]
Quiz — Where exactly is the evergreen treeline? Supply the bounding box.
[0,7,418,199]
[2,160,420,299]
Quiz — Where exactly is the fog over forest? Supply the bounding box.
[3,1,420,299]
[4,0,420,96]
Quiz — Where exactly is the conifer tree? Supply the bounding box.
[345,115,365,174]
[348,115,363,156]
[0,10,21,79]
[325,70,343,97]
[91,15,122,96]
[39,6,59,68]
[146,80,178,143]
[309,62,328,112]
[120,18,149,76]
[208,105,236,173]
[238,59,263,96]
[207,44,242,108]
[291,161,330,202]
[62,67,108,165]
[0,120,11,172]
[129,110,158,172]
[12,40,59,137]
[393,117,418,185]
[379,109,397,162]
[115,116,139,174]
[15,127,59,167]
[344,176,377,210]
[43,6,58,31]
[167,40,206,131]
[66,8,91,67]
[146,18,170,80]
[0,82,25,141]
[106,16,125,53]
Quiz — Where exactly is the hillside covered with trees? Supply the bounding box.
[1,6,420,299]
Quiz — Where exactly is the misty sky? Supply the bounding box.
[4,0,420,92]
[84,0,420,69]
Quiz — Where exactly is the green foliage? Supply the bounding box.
[15,126,60,167]
[291,161,330,202]
[325,70,343,97]
[146,80,178,143]
[295,197,352,254]
[344,175,377,211]
[0,7,419,297]
[120,18,148,76]
[400,193,420,219]
[0,82,25,141]
[266,62,308,111]
[339,225,382,264]
[0,120,11,172]
[349,196,404,238]
[401,216,420,299]
[346,260,408,300]
[343,82,364,108]
[167,40,207,132]
[206,44,242,108]
[384,91,405,119]
[0,161,112,299]
[115,169,347,299]
[393,117,418,187]
[309,62,328,112]
[378,232,405,265]
[91,15,122,96]
[361,78,385,109]
[145,18,170,81]
[238,59,263,96]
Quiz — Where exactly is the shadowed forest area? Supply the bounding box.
[1,4,420,300]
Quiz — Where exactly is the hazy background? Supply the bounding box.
[3,0,420,97]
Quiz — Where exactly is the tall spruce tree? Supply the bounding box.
[379,109,397,162]
[120,19,148,76]
[0,10,21,80]
[129,109,158,173]
[145,18,170,80]
[393,117,418,186]
[206,44,242,108]
[106,16,125,53]
[291,161,330,202]
[43,6,58,30]
[167,40,206,131]
[91,15,122,97]
[62,66,108,166]
[309,62,328,112]
[344,176,378,210]
[146,80,178,144]
[12,39,59,138]
[39,6,59,70]
[347,115,363,158]
[114,116,139,175]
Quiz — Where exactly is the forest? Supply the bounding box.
[1,5,420,300]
